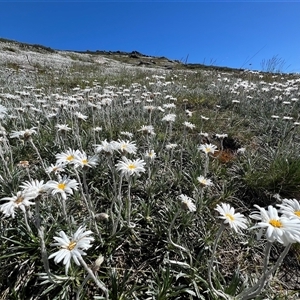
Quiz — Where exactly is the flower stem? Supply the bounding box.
[112,174,123,235]
[204,154,209,177]
[168,209,193,267]
[240,243,291,300]
[34,197,55,283]
[208,224,230,299]
[127,177,132,226]
[23,210,32,233]
[78,256,108,299]
[29,139,51,180]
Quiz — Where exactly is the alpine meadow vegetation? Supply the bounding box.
[1,38,300,299]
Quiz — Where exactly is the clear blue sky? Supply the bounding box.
[1,1,300,73]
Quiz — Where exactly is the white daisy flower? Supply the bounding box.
[19,179,46,198]
[277,198,300,219]
[48,226,94,274]
[183,121,196,130]
[45,163,65,175]
[73,151,99,168]
[250,205,300,245]
[93,126,103,132]
[163,103,176,109]
[115,139,137,155]
[199,132,209,137]
[10,127,37,140]
[55,124,71,132]
[74,111,88,121]
[162,113,176,123]
[215,203,248,233]
[197,175,213,187]
[200,115,209,120]
[55,148,81,165]
[198,143,218,155]
[145,149,156,160]
[215,133,228,139]
[120,131,133,139]
[237,147,246,154]
[115,157,146,178]
[271,115,280,119]
[165,143,178,150]
[45,176,79,200]
[0,191,36,218]
[178,194,196,212]
[185,109,193,117]
[94,139,118,155]
[138,125,155,135]
[143,105,156,112]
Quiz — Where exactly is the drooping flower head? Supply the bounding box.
[10,127,37,141]
[74,111,88,121]
[178,194,196,212]
[215,133,228,139]
[138,125,155,136]
[94,139,118,156]
[120,131,134,139]
[46,163,65,175]
[19,179,46,198]
[0,191,36,218]
[166,143,178,150]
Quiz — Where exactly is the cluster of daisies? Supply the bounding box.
[32,198,300,274]
[216,199,300,245]
[0,141,149,218]
[3,125,300,276]
[0,141,219,221]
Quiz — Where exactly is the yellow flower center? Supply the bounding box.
[15,196,24,204]
[82,159,88,165]
[294,211,300,217]
[66,155,74,161]
[58,183,66,190]
[225,213,234,221]
[67,241,77,250]
[269,219,282,228]
[128,164,136,170]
